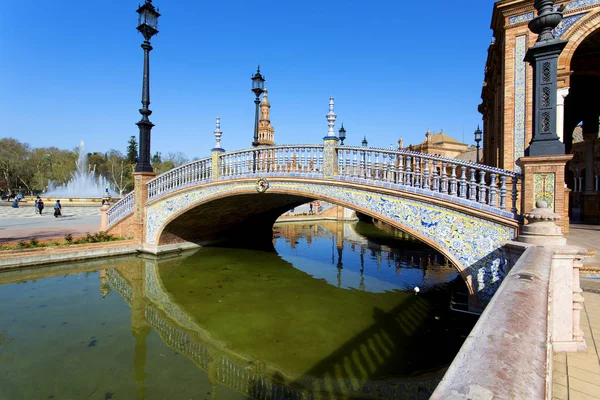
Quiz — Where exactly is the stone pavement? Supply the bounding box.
[552,223,600,400]
[0,206,100,243]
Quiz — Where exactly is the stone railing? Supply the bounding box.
[220,145,325,178]
[147,157,212,201]
[431,243,587,399]
[337,146,521,215]
[106,191,135,229]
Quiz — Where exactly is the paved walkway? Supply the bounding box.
[552,224,600,399]
[0,206,100,243]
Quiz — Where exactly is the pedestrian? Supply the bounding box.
[309,202,314,215]
[54,199,62,217]
[11,198,19,208]
[37,198,44,215]
[34,196,40,214]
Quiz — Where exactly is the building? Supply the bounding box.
[257,89,275,146]
[480,0,600,223]
[404,129,481,161]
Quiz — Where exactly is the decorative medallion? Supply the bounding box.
[256,177,269,193]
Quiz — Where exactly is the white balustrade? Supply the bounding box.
[147,157,212,201]
[337,146,521,214]
[220,145,324,178]
[106,191,135,228]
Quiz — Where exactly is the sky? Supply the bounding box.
[0,0,497,160]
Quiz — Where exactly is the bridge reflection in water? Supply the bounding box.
[105,222,472,400]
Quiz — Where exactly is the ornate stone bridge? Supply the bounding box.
[104,140,523,306]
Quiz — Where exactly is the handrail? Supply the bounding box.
[147,157,212,201]
[106,191,134,228]
[337,146,521,214]
[220,145,325,179]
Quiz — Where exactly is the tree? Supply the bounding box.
[164,152,189,167]
[126,136,138,164]
[0,138,31,193]
[151,151,162,164]
[106,149,133,196]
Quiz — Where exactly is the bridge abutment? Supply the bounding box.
[134,171,156,245]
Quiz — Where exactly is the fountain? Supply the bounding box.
[43,140,118,200]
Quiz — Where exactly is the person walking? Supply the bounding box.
[34,196,41,214]
[54,199,62,217]
[37,198,44,215]
[309,202,314,215]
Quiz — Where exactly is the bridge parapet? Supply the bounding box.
[106,191,134,229]
[220,145,325,178]
[337,146,521,216]
[147,156,212,201]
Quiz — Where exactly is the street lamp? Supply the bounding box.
[362,136,368,147]
[474,125,482,163]
[134,0,161,173]
[338,124,346,145]
[251,66,265,173]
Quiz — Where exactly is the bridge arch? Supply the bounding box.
[144,177,518,305]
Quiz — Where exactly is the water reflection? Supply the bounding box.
[0,222,475,400]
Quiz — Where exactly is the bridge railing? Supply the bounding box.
[147,157,212,201]
[220,145,325,178]
[337,146,521,214]
[106,191,135,229]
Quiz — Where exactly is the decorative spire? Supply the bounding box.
[326,96,337,137]
[213,117,223,149]
[398,137,404,150]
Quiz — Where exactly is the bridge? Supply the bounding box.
[103,139,523,306]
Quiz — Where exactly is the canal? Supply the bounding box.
[0,221,477,399]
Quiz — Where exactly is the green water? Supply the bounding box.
[0,222,476,399]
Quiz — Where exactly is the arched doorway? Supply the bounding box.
[564,27,600,223]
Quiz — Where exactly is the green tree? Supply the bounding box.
[0,138,31,194]
[151,151,162,164]
[164,152,189,167]
[126,136,138,164]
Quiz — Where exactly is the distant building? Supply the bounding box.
[403,129,481,161]
[257,89,275,146]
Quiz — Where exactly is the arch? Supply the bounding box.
[559,10,600,87]
[144,178,518,305]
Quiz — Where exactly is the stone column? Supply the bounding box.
[517,154,573,232]
[556,87,569,143]
[582,116,599,221]
[99,203,110,231]
[133,171,156,244]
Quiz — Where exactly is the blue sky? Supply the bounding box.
[0,0,496,159]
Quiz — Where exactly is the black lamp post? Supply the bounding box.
[474,125,482,163]
[338,124,346,145]
[362,136,368,147]
[251,66,265,173]
[134,0,160,173]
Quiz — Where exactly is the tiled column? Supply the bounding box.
[517,154,573,232]
[323,138,339,178]
[133,171,156,244]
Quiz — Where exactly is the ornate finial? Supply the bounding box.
[326,96,337,137]
[398,137,404,150]
[214,117,223,149]
[518,200,566,245]
[529,0,564,42]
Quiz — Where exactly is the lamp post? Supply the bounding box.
[134,0,160,173]
[474,125,482,163]
[251,67,265,173]
[362,136,368,147]
[338,124,346,145]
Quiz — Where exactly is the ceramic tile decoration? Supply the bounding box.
[508,12,534,25]
[146,180,516,304]
[554,13,588,37]
[534,173,556,211]
[514,35,527,173]
[323,139,338,178]
[565,0,600,11]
